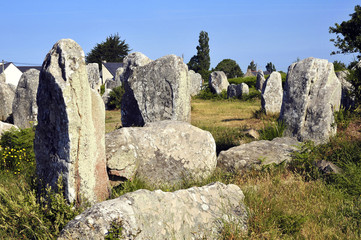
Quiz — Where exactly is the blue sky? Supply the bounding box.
[1,0,360,72]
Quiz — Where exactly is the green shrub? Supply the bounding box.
[0,127,35,178]
[259,120,286,141]
[194,87,228,100]
[228,76,257,88]
[107,86,125,110]
[100,84,105,96]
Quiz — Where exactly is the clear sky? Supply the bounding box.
[1,0,360,72]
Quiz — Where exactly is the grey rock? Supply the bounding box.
[256,70,265,91]
[87,63,101,92]
[209,71,229,95]
[280,57,341,144]
[59,182,248,240]
[217,137,300,171]
[105,78,118,90]
[105,121,216,187]
[0,73,5,83]
[102,89,113,110]
[115,52,152,85]
[12,69,40,128]
[35,39,110,204]
[227,84,238,98]
[189,70,202,96]
[316,160,342,175]
[336,70,355,110]
[121,55,191,127]
[261,72,283,115]
[0,81,15,122]
[237,83,249,96]
[0,121,18,136]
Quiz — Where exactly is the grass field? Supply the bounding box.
[1,95,361,239]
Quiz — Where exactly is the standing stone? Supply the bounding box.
[35,39,110,204]
[261,72,283,115]
[0,80,15,122]
[280,57,341,144]
[105,78,117,90]
[0,73,5,83]
[336,70,355,110]
[121,55,191,127]
[105,121,217,187]
[59,182,248,240]
[115,52,152,86]
[12,69,39,128]
[101,89,113,110]
[189,70,202,96]
[256,70,265,91]
[209,71,229,94]
[237,82,249,96]
[87,63,101,92]
[227,84,238,98]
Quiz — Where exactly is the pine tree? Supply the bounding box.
[188,31,210,80]
[266,62,276,73]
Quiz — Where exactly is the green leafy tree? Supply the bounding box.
[188,31,210,80]
[215,59,243,78]
[247,60,257,71]
[86,33,131,67]
[329,5,361,58]
[265,62,276,73]
[333,60,346,71]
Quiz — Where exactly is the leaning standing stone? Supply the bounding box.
[86,63,101,92]
[280,57,341,144]
[35,39,110,204]
[58,182,248,240]
[121,55,191,127]
[209,71,229,94]
[256,70,265,91]
[261,71,283,115]
[12,69,40,128]
[0,79,15,122]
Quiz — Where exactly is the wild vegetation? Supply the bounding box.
[1,73,361,239]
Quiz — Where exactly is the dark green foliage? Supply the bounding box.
[107,86,125,110]
[194,87,228,100]
[333,60,347,71]
[100,84,105,96]
[247,60,257,71]
[274,211,306,236]
[105,221,123,239]
[215,59,244,78]
[188,31,210,81]
[259,120,286,141]
[86,33,131,68]
[228,76,257,88]
[347,66,361,108]
[265,62,276,73]
[330,5,361,58]
[348,60,359,69]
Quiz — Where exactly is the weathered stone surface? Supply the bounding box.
[106,121,217,187]
[121,55,191,127]
[105,78,117,90]
[316,160,342,175]
[280,57,341,144]
[217,137,300,171]
[237,83,249,96]
[34,39,110,204]
[87,63,101,92]
[12,69,39,128]
[261,72,283,115]
[189,70,202,96]
[59,182,248,240]
[336,70,355,109]
[115,52,152,86]
[0,73,5,83]
[0,121,18,136]
[209,71,229,94]
[256,70,265,91]
[101,89,113,110]
[227,84,238,98]
[0,81,15,122]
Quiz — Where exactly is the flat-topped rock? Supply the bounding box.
[217,137,300,171]
[59,182,248,240]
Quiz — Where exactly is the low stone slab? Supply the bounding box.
[0,121,18,136]
[106,121,217,187]
[217,137,300,171]
[59,182,248,240]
